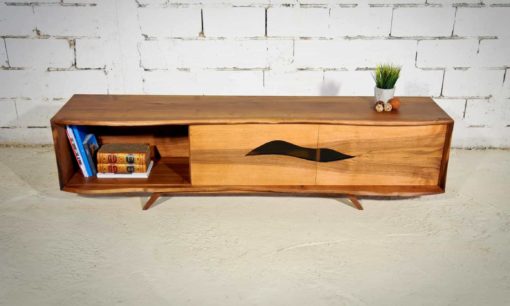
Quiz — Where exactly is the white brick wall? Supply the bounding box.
[15,99,64,127]
[0,70,108,98]
[464,98,498,127]
[504,69,510,97]
[1,70,42,98]
[138,8,201,38]
[294,40,417,69]
[140,40,272,69]
[0,98,17,127]
[330,6,392,37]
[417,39,478,68]
[34,6,108,37]
[204,8,265,38]
[264,70,324,95]
[477,38,510,68]
[454,7,510,37]
[392,8,455,37]
[75,39,109,69]
[396,67,444,96]
[442,69,505,97]
[0,1,509,147]
[0,40,7,67]
[323,71,374,96]
[6,39,74,68]
[142,70,199,95]
[143,70,263,95]
[42,70,109,98]
[267,8,330,37]
[0,6,35,36]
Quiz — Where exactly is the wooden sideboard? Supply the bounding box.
[51,95,454,210]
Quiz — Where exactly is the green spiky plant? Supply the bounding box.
[374,64,401,89]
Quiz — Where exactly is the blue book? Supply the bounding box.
[83,133,99,176]
[66,125,88,177]
[71,126,93,177]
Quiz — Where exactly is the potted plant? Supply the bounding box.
[374,64,401,104]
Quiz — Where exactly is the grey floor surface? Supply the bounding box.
[0,147,509,306]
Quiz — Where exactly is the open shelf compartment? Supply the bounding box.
[54,124,191,193]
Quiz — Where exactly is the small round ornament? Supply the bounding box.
[388,97,401,110]
[374,101,384,112]
[384,102,393,112]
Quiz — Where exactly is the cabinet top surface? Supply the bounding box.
[52,95,453,126]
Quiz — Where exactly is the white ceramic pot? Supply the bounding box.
[374,87,395,103]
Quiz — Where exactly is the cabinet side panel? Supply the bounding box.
[51,122,76,189]
[316,124,447,186]
[190,124,319,185]
[91,125,189,158]
[438,122,454,190]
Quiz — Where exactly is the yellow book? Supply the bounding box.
[97,143,150,165]
[97,161,154,179]
[97,163,149,174]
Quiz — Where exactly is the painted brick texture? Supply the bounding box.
[0,0,509,147]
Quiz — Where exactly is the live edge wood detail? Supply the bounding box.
[51,95,454,206]
[190,124,447,186]
[190,124,319,185]
[316,124,447,186]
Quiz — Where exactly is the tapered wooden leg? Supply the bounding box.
[143,193,162,210]
[348,195,364,210]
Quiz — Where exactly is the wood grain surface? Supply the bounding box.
[190,124,448,186]
[63,183,443,196]
[66,157,191,188]
[316,124,447,185]
[51,95,453,126]
[90,125,189,158]
[51,123,76,189]
[51,95,453,198]
[190,124,319,185]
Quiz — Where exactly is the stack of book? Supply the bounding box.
[96,144,153,179]
[66,125,99,178]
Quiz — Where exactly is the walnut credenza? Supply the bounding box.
[51,95,454,210]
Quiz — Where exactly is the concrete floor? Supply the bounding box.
[0,147,509,306]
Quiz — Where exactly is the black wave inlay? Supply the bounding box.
[246,140,354,163]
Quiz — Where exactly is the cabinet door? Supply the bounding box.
[316,125,447,186]
[190,124,319,185]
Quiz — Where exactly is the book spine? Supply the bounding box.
[97,163,148,173]
[83,144,97,176]
[71,126,92,177]
[66,126,88,177]
[97,153,148,165]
